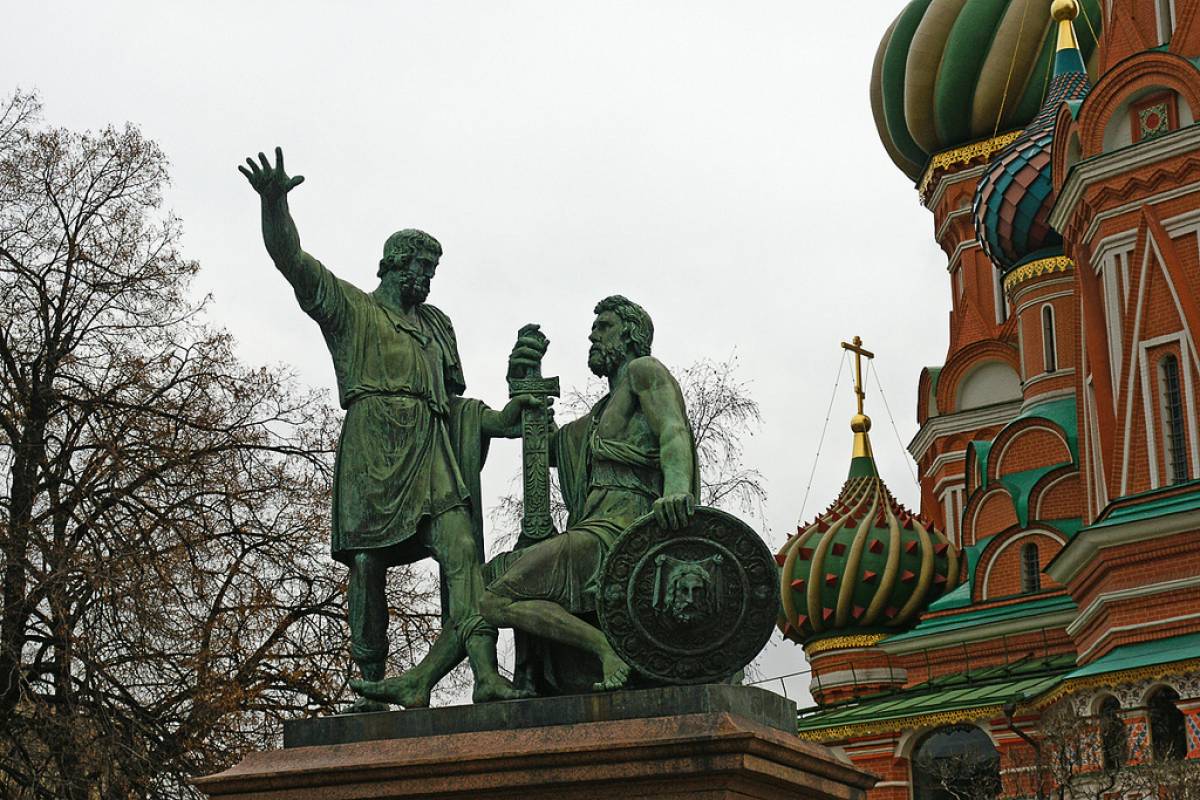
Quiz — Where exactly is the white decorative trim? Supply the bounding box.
[1051,126,1200,234]
[925,450,969,481]
[1013,288,1076,317]
[936,207,975,247]
[1021,387,1077,410]
[1120,242,1152,496]
[994,424,1073,475]
[1010,278,1074,309]
[1076,611,1200,662]
[1022,367,1078,388]
[928,163,989,217]
[970,486,1014,546]
[947,238,981,274]
[1034,471,1076,519]
[1137,331,1197,488]
[1067,574,1200,636]
[810,668,908,693]
[1045,507,1200,584]
[979,529,1068,600]
[909,400,1023,461]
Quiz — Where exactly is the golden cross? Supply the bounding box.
[841,336,874,416]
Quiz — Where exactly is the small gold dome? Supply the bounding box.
[851,414,872,433]
[1051,0,1079,22]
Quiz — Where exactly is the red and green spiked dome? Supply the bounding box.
[871,0,1100,181]
[777,339,961,646]
[974,0,1092,272]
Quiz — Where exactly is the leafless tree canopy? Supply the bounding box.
[0,91,441,799]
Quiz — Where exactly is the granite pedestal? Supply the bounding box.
[195,685,875,799]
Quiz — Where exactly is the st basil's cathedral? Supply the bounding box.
[777,1,1200,796]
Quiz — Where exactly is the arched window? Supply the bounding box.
[912,724,1001,800]
[1021,543,1041,594]
[1159,355,1189,484]
[1098,695,1127,770]
[1148,686,1187,761]
[1042,305,1057,373]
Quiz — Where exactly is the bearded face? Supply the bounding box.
[588,310,631,377]
[398,269,430,305]
[381,249,438,306]
[666,567,712,624]
[588,341,626,377]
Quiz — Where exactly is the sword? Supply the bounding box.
[507,327,559,543]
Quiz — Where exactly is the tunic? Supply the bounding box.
[294,259,476,566]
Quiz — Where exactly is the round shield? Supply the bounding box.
[598,506,779,685]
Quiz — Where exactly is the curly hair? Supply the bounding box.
[378,229,442,277]
[594,295,654,358]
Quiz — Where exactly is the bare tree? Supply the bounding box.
[0,91,441,798]
[997,700,1200,800]
[488,353,766,555]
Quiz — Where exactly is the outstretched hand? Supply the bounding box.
[238,146,305,201]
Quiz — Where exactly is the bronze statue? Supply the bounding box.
[239,148,541,711]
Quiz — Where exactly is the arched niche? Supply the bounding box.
[956,362,1022,412]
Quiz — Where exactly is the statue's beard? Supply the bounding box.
[399,276,429,305]
[588,342,625,377]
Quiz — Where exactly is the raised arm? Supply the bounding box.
[629,357,697,530]
[238,147,323,303]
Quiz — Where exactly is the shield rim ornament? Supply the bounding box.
[597,506,779,685]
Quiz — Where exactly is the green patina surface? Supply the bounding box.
[998,465,1066,527]
[797,653,1075,732]
[882,593,1077,645]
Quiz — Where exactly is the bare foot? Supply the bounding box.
[472,674,536,703]
[350,673,432,709]
[593,652,631,692]
[340,696,391,714]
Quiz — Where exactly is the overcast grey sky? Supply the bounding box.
[4,1,950,704]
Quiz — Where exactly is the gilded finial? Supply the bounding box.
[1051,0,1079,21]
[1052,0,1080,52]
[841,336,875,460]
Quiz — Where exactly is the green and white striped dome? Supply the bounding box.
[870,0,1101,181]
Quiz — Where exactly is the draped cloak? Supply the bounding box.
[495,392,700,694]
[295,259,488,568]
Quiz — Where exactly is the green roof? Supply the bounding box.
[1089,481,1200,529]
[797,653,1075,733]
[1067,632,1200,680]
[927,541,986,612]
[881,594,1077,645]
[1002,395,1079,464]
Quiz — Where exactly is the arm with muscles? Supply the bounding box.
[239,147,332,318]
[629,357,696,530]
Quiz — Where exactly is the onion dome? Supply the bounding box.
[974,0,1092,272]
[777,338,961,646]
[871,0,1101,181]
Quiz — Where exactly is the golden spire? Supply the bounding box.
[1052,0,1080,53]
[841,336,875,459]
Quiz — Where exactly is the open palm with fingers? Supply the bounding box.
[238,146,305,201]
